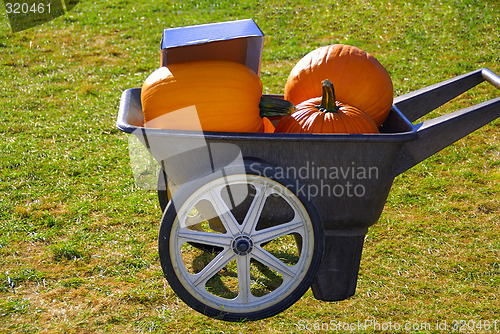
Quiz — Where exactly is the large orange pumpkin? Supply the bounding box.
[284,44,393,126]
[275,80,379,134]
[141,60,265,132]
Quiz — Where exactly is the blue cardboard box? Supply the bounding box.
[160,19,264,75]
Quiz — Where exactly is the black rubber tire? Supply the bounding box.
[158,162,324,322]
[157,168,169,213]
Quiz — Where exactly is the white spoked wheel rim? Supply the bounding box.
[169,174,316,314]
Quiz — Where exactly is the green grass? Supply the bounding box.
[0,0,499,333]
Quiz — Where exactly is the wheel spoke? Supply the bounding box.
[204,189,240,236]
[253,219,304,245]
[236,255,251,304]
[178,228,232,248]
[192,249,235,287]
[251,247,295,279]
[241,184,268,235]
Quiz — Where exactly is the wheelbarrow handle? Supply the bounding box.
[394,68,500,122]
[392,68,500,177]
[483,68,500,90]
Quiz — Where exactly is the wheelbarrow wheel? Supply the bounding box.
[157,168,169,213]
[158,165,324,322]
[158,169,224,253]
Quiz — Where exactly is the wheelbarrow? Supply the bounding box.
[116,68,500,322]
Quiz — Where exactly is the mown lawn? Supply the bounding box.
[0,0,499,333]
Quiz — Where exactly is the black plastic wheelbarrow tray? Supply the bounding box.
[116,68,500,322]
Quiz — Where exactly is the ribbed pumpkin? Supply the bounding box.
[284,44,393,126]
[275,80,379,134]
[141,60,264,132]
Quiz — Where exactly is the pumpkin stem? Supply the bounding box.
[259,96,296,117]
[316,79,339,113]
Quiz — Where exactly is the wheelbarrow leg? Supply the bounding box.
[311,229,366,301]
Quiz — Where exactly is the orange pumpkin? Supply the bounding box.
[275,80,379,134]
[262,117,275,133]
[284,44,393,126]
[141,60,264,132]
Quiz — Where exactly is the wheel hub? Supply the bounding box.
[232,235,254,256]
